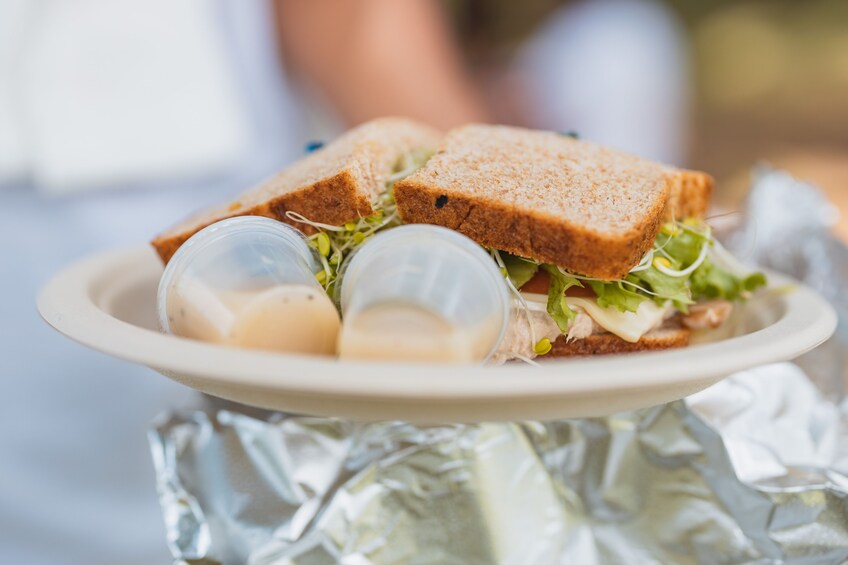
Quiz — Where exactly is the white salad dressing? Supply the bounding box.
[338,303,502,363]
[167,283,341,355]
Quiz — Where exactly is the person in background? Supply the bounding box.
[0,0,686,562]
[275,0,688,164]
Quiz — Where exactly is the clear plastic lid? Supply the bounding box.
[337,225,511,363]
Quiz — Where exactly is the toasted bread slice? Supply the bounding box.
[152,117,441,264]
[549,321,690,357]
[395,124,711,280]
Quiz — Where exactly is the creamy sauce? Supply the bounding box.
[167,283,340,355]
[338,303,500,363]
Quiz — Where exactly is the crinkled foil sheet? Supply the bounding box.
[150,169,848,564]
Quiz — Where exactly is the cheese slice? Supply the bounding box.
[564,297,670,343]
[520,292,670,343]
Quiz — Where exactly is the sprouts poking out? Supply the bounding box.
[285,211,345,232]
[287,149,433,293]
[491,248,537,348]
[506,352,542,367]
[653,239,710,278]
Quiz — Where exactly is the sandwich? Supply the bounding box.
[152,119,765,363]
[393,124,766,361]
[152,117,442,265]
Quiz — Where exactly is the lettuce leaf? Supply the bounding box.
[588,280,648,313]
[743,271,768,292]
[543,265,583,333]
[501,252,539,289]
[690,259,766,301]
[655,228,710,266]
[627,268,694,312]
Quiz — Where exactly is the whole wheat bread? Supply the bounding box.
[394,124,712,280]
[549,321,690,357]
[664,166,713,221]
[152,117,441,264]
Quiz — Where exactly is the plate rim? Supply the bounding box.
[37,246,838,401]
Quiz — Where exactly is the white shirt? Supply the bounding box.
[0,1,309,563]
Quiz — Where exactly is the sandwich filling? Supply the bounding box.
[493,220,767,362]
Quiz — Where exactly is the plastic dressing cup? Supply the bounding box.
[337,225,511,363]
[157,217,341,355]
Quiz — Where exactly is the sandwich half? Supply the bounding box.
[394,124,765,360]
[152,117,441,264]
[151,120,764,362]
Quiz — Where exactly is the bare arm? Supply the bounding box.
[275,0,489,130]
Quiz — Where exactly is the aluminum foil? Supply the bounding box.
[150,168,848,564]
[727,166,848,401]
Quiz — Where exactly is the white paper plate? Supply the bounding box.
[38,246,837,423]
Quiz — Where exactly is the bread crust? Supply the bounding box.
[548,323,690,357]
[663,169,713,221]
[151,170,370,264]
[395,179,668,280]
